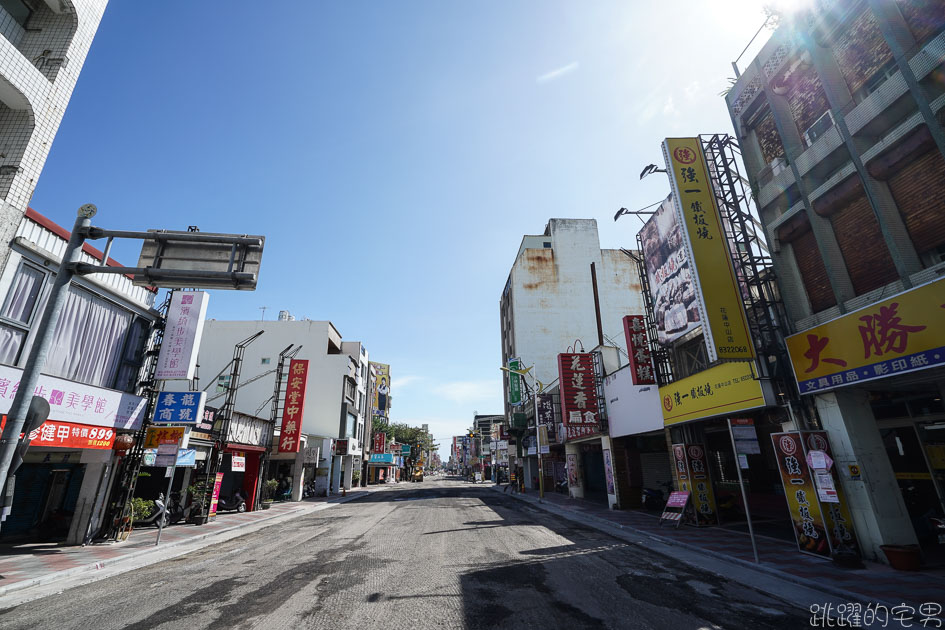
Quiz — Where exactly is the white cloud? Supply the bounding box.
[662,96,677,117]
[536,61,579,84]
[391,375,422,389]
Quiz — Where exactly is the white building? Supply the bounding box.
[0,0,109,275]
[198,319,370,499]
[499,218,646,503]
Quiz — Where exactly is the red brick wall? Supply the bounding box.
[832,7,893,95]
[887,148,945,256]
[787,65,830,141]
[790,227,837,313]
[896,0,945,46]
[828,193,899,296]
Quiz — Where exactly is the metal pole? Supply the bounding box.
[533,389,544,501]
[727,418,759,564]
[155,456,178,546]
[0,206,94,531]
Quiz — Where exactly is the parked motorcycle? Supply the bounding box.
[134,494,168,528]
[642,487,664,511]
[216,490,247,513]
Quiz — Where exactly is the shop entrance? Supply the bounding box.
[581,443,608,505]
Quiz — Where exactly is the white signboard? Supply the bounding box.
[232,455,246,472]
[155,290,209,380]
[603,366,664,438]
[227,414,267,447]
[0,364,147,430]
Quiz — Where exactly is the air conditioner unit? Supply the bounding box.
[770,157,787,177]
[803,110,835,147]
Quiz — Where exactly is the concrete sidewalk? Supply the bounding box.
[0,489,372,604]
[490,483,945,610]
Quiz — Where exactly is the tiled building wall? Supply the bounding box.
[789,226,837,312]
[786,64,830,142]
[0,0,108,280]
[823,192,899,295]
[887,148,945,256]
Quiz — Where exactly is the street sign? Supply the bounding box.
[152,390,207,423]
[133,230,265,290]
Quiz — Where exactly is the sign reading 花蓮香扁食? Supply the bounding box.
[155,290,209,381]
[279,359,308,453]
[663,138,755,362]
[659,361,765,426]
[558,353,600,441]
[786,277,945,394]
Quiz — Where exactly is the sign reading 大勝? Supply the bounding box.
[152,391,206,425]
[156,291,209,381]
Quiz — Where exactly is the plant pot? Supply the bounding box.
[261,501,272,510]
[880,544,922,571]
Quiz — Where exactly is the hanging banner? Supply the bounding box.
[278,359,309,453]
[537,425,550,455]
[771,432,832,557]
[603,448,616,495]
[156,290,209,381]
[786,277,945,395]
[558,353,601,441]
[663,138,755,362]
[209,472,224,517]
[566,453,580,487]
[152,391,206,425]
[373,431,387,455]
[507,358,523,407]
[623,315,656,384]
[371,362,391,418]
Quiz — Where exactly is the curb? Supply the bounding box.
[0,490,370,600]
[489,485,897,609]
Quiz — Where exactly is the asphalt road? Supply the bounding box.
[0,478,808,629]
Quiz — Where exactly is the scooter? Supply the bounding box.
[133,494,168,528]
[642,487,664,511]
[216,491,247,513]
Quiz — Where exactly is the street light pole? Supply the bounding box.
[0,205,96,530]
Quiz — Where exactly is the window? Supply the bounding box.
[543,241,552,248]
[802,110,834,147]
[346,413,356,438]
[261,357,271,365]
[44,286,133,388]
[113,318,149,393]
[855,60,898,102]
[217,374,231,393]
[0,0,31,27]
[0,262,45,365]
[343,377,355,402]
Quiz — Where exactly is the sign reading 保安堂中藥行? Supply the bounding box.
[279,359,309,453]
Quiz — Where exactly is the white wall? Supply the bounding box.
[508,219,645,387]
[199,320,353,439]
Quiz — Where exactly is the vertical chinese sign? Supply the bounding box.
[558,353,600,441]
[155,291,209,381]
[603,449,615,495]
[806,431,859,555]
[672,443,718,526]
[663,137,754,362]
[771,432,831,557]
[279,359,309,453]
[507,358,523,407]
[536,392,556,445]
[370,362,391,419]
[374,431,387,455]
[623,315,656,385]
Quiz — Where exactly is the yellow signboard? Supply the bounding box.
[660,361,766,426]
[663,137,754,361]
[144,425,186,449]
[785,276,945,395]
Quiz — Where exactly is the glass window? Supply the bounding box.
[0,0,31,27]
[346,413,356,438]
[113,318,149,392]
[0,262,46,365]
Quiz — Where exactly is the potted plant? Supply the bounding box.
[261,479,279,509]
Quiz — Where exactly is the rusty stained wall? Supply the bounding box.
[507,219,608,386]
[831,5,893,96]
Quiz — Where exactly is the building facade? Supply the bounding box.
[0,0,109,276]
[725,0,945,562]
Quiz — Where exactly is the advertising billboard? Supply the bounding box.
[371,362,391,418]
[785,276,945,395]
[659,361,766,426]
[663,137,755,361]
[156,290,209,381]
[639,196,701,346]
[278,359,309,453]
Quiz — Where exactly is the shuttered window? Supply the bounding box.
[828,193,899,296]
[887,149,945,258]
[790,228,837,313]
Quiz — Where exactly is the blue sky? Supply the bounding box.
[30,1,774,458]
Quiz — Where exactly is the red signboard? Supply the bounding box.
[1,416,115,450]
[666,491,690,508]
[374,431,386,454]
[335,439,349,456]
[557,353,600,441]
[279,359,309,453]
[623,315,656,385]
